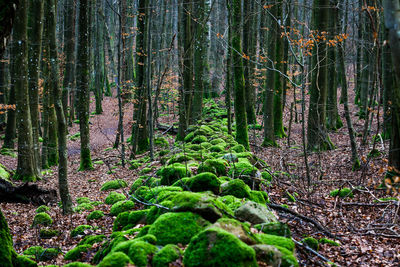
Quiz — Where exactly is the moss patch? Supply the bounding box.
[221,179,251,199]
[71,225,92,238]
[98,251,132,267]
[100,180,128,191]
[256,233,295,252]
[152,244,182,267]
[186,172,221,194]
[198,159,228,176]
[64,245,91,261]
[110,201,135,216]
[87,210,104,221]
[148,212,209,245]
[159,163,191,185]
[32,212,52,227]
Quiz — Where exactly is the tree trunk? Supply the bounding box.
[76,0,93,171]
[231,0,249,150]
[307,0,334,151]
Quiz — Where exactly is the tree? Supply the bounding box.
[177,0,194,140]
[14,0,39,181]
[27,0,44,175]
[383,0,400,173]
[307,0,334,151]
[76,0,93,170]
[231,0,249,150]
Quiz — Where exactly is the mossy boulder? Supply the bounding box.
[221,179,251,199]
[198,159,228,176]
[302,237,319,251]
[252,244,283,267]
[152,244,182,267]
[191,135,208,144]
[168,153,194,164]
[183,227,257,267]
[231,144,246,153]
[148,212,209,245]
[228,161,258,183]
[63,263,93,267]
[256,233,295,252]
[235,201,277,225]
[87,210,104,221]
[98,251,132,267]
[155,137,169,148]
[110,200,135,216]
[32,212,52,227]
[105,192,126,205]
[0,164,11,181]
[166,191,232,222]
[100,179,128,191]
[73,203,94,213]
[254,222,291,238]
[217,195,245,211]
[222,153,238,163]
[76,197,91,204]
[158,163,191,185]
[64,244,91,261]
[23,246,61,261]
[14,255,37,267]
[186,172,221,194]
[213,218,258,245]
[35,205,50,213]
[112,240,157,267]
[209,144,225,153]
[113,209,148,231]
[78,235,107,246]
[210,138,226,146]
[71,225,92,238]
[39,228,60,239]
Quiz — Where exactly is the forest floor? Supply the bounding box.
[1,87,399,266]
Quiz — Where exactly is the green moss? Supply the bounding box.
[105,192,127,205]
[186,144,202,151]
[35,205,50,213]
[148,212,209,245]
[155,137,169,148]
[319,238,340,247]
[184,132,195,142]
[231,144,246,153]
[221,179,251,199]
[73,203,94,213]
[254,222,291,238]
[139,167,153,174]
[127,241,158,267]
[217,195,245,211]
[249,190,268,204]
[110,201,135,216]
[128,160,142,170]
[113,209,148,231]
[23,246,60,261]
[64,244,91,261]
[159,163,191,185]
[76,197,91,204]
[0,209,14,267]
[39,228,60,239]
[261,171,272,183]
[98,251,132,267]
[329,187,353,198]
[63,263,92,267]
[302,237,319,251]
[198,159,228,176]
[256,233,295,252]
[228,161,258,179]
[87,210,104,221]
[183,227,257,267]
[14,255,37,267]
[32,212,52,227]
[78,234,107,246]
[168,153,194,164]
[274,246,299,267]
[210,138,226,146]
[200,142,212,149]
[192,135,208,144]
[0,148,16,158]
[100,179,128,191]
[71,225,92,238]
[209,144,225,152]
[152,244,182,267]
[94,160,104,165]
[187,172,221,194]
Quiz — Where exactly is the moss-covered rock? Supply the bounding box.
[98,251,132,267]
[73,202,94,213]
[32,212,52,227]
[252,244,283,267]
[100,180,128,191]
[210,138,226,146]
[63,262,93,267]
[254,222,291,238]
[217,195,245,211]
[110,200,135,216]
[39,228,60,239]
[121,241,158,267]
[64,244,91,261]
[221,179,251,199]
[168,153,194,164]
[87,210,104,221]
[192,135,208,144]
[186,172,221,194]
[148,212,209,245]
[234,201,277,225]
[319,237,340,247]
[159,163,191,185]
[198,159,228,176]
[155,137,169,148]
[0,164,11,182]
[302,237,319,251]
[183,227,257,267]
[222,153,239,163]
[256,233,295,252]
[228,161,258,183]
[71,225,92,238]
[213,218,258,245]
[14,255,37,267]
[273,246,298,267]
[200,142,212,149]
[78,234,107,246]
[231,144,246,153]
[23,246,60,261]
[35,205,50,213]
[76,197,91,204]
[249,190,268,204]
[152,244,182,267]
[113,209,148,231]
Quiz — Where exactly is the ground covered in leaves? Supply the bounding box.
[1,91,399,266]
